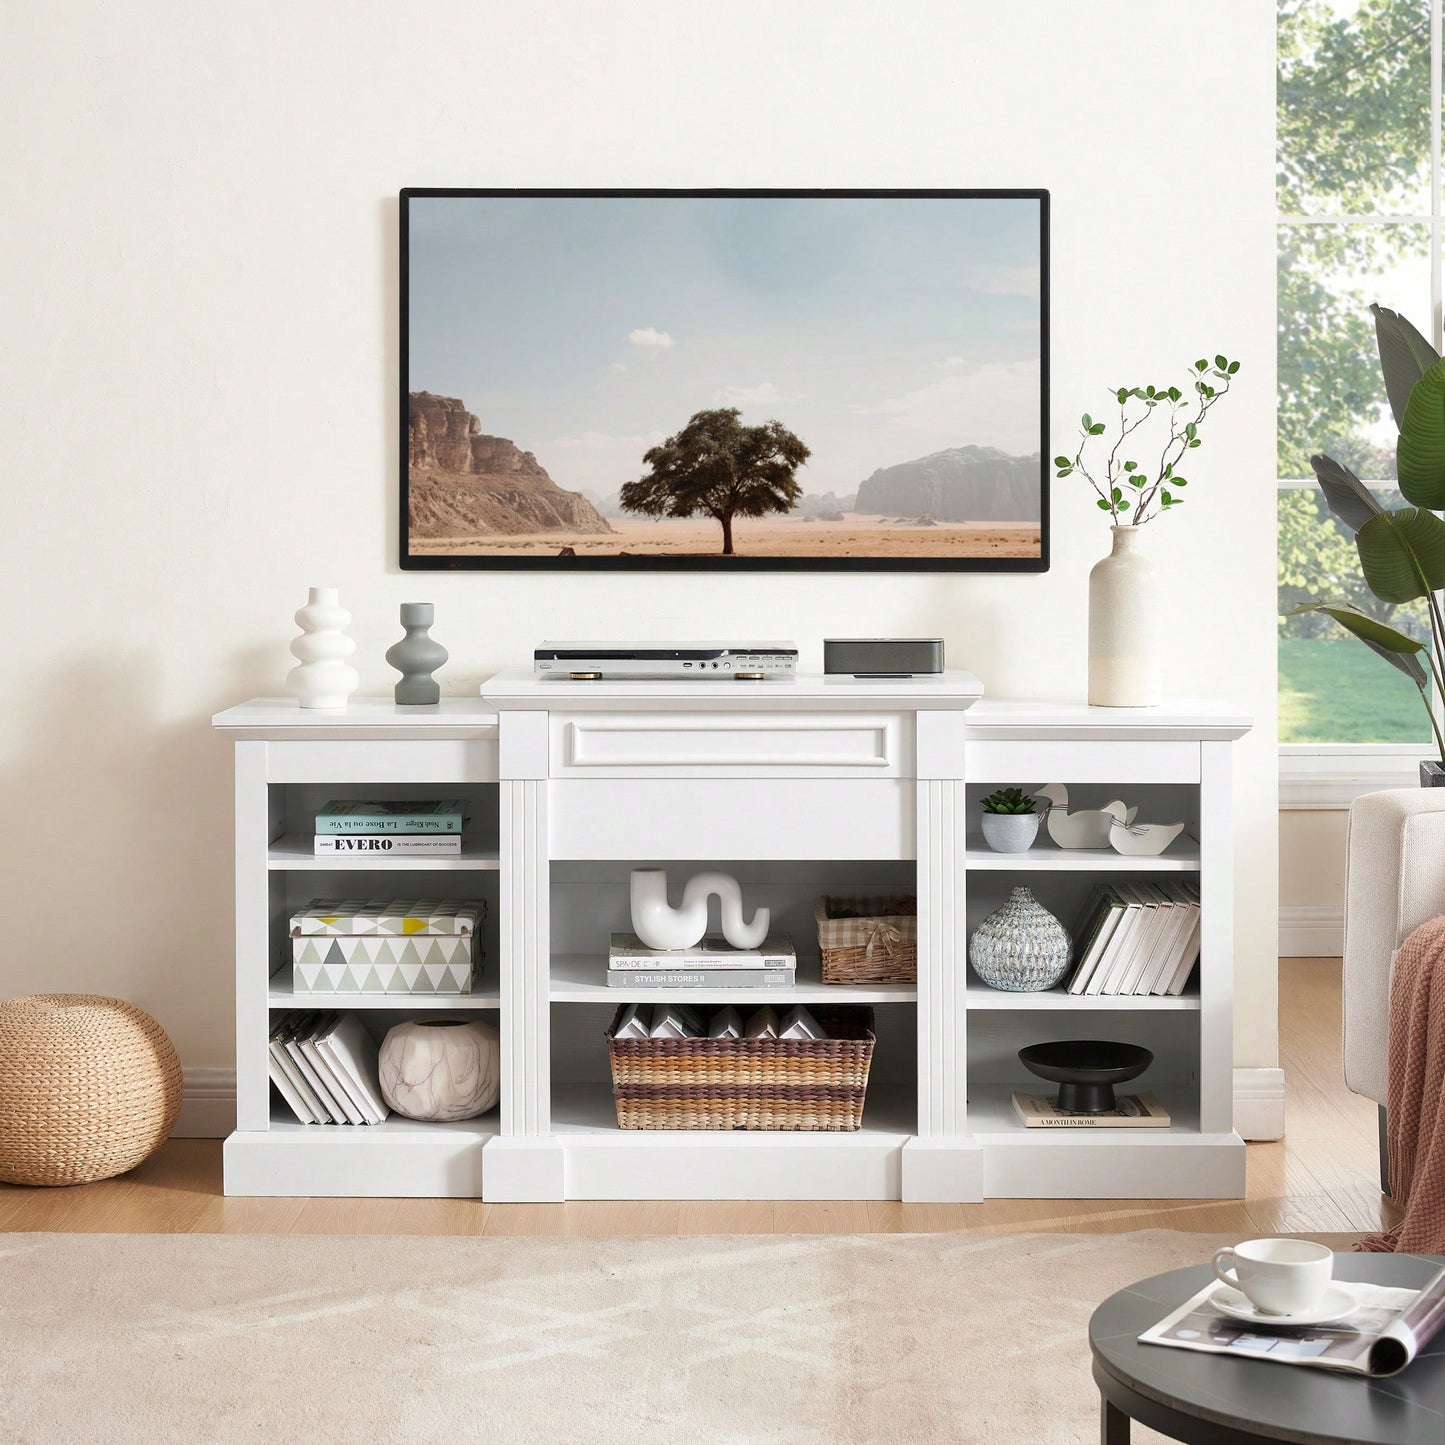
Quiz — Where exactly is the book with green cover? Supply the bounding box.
[315,800,469,834]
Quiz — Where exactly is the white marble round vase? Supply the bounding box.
[378,1018,499,1122]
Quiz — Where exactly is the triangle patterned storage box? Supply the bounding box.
[289,898,482,994]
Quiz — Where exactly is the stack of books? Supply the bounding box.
[1065,881,1201,997]
[313,799,468,856]
[268,1010,389,1124]
[606,931,796,989]
[1011,1091,1171,1128]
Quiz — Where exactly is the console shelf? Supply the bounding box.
[963,840,1200,871]
[266,833,501,870]
[963,984,1201,1010]
[549,1083,917,1141]
[265,974,502,1010]
[214,680,1249,1203]
[549,953,919,1004]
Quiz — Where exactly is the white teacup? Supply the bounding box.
[1211,1238,1334,1316]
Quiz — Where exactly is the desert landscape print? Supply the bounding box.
[404,192,1044,564]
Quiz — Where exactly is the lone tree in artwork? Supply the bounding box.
[619,407,810,555]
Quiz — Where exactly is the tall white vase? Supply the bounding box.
[287,586,360,710]
[629,868,770,950]
[1088,526,1160,707]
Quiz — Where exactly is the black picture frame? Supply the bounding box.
[399,187,1050,573]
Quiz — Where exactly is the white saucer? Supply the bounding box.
[1209,1283,1359,1328]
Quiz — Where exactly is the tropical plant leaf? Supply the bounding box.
[1397,359,1445,507]
[1309,454,1382,536]
[1356,507,1445,602]
[1372,303,1440,430]
[1285,602,1429,688]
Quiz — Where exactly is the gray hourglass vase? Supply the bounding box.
[386,603,448,705]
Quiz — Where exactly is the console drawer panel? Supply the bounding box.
[550,712,911,778]
[549,779,914,859]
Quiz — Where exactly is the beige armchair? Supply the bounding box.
[1343,787,1445,1190]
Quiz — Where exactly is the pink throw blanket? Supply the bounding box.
[1359,914,1445,1253]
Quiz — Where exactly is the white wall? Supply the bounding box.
[1280,812,1349,955]
[0,1,1278,1076]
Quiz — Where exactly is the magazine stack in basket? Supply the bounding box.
[606,1002,876,1130]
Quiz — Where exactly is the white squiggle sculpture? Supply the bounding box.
[629,868,770,951]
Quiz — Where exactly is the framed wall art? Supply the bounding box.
[400,188,1049,572]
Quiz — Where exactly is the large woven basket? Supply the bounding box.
[815,895,917,985]
[0,994,183,1186]
[607,1004,875,1130]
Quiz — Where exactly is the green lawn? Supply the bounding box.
[1279,637,1432,743]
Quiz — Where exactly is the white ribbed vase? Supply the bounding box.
[287,587,360,710]
[1088,526,1160,707]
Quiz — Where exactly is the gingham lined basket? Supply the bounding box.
[606,1004,876,1130]
[815,895,918,985]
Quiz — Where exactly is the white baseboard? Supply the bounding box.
[1234,1067,1286,1141]
[172,1067,236,1138]
[1279,905,1343,958]
[179,1066,1292,1147]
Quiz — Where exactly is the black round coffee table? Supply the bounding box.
[1089,1253,1445,1443]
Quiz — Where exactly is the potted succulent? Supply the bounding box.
[980,788,1040,853]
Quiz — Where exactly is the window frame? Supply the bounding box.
[1277,0,1444,797]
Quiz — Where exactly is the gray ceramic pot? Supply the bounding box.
[980,811,1040,853]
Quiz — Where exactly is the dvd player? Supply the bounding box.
[534,643,798,681]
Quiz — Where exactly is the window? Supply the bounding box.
[1277,0,1440,750]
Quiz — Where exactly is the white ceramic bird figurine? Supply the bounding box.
[1048,798,1130,850]
[1108,819,1186,857]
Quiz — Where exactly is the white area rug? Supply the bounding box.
[0,1230,1250,1443]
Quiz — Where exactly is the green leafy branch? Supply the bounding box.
[1054,355,1239,524]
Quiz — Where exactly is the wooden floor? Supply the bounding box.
[0,958,1397,1237]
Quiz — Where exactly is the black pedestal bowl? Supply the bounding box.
[1017,1040,1153,1114]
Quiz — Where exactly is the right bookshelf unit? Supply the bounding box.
[959,698,1242,1200]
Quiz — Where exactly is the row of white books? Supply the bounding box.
[1066,882,1201,996]
[614,1002,828,1041]
[607,932,797,989]
[269,1010,388,1124]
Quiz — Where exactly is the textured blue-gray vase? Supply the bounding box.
[968,886,1072,991]
[386,603,448,706]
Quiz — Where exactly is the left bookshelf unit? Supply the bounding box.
[212,698,502,1198]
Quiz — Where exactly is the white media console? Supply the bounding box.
[213,671,1250,1202]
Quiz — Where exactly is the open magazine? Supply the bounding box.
[1141,1263,1445,1377]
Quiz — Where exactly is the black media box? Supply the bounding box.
[823,639,945,677]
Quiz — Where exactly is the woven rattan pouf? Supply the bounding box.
[0,994,183,1186]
